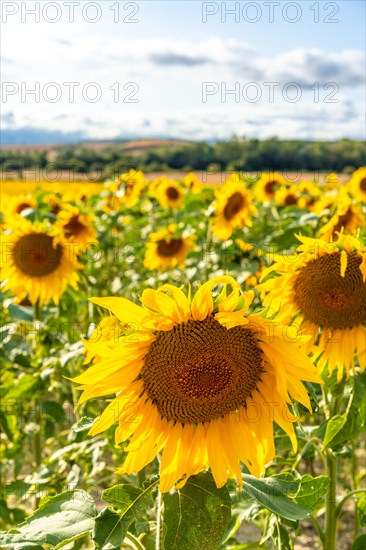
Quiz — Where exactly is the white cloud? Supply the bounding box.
[1,19,365,142]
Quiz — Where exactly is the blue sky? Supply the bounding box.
[1,0,365,143]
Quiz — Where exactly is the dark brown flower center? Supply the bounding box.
[13,233,63,277]
[294,252,366,329]
[15,202,32,214]
[284,194,297,206]
[332,208,354,235]
[166,187,179,200]
[157,238,183,257]
[141,317,264,423]
[63,215,86,238]
[306,197,316,207]
[223,192,245,220]
[52,204,61,215]
[359,178,366,192]
[264,180,277,196]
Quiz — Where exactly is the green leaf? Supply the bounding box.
[7,303,33,322]
[240,475,310,520]
[322,414,347,449]
[93,507,125,550]
[101,480,156,542]
[294,475,329,511]
[274,522,294,550]
[163,472,231,550]
[353,533,366,550]
[72,416,95,432]
[0,490,97,549]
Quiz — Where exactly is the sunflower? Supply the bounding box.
[275,185,300,208]
[258,233,366,380]
[211,178,256,240]
[183,172,202,194]
[319,191,364,241]
[72,276,321,492]
[44,193,64,216]
[4,194,37,219]
[298,181,322,211]
[144,226,195,270]
[0,218,81,305]
[63,186,95,204]
[58,205,97,250]
[348,167,366,203]
[118,169,147,208]
[154,178,185,209]
[254,172,286,202]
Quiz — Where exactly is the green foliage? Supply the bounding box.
[1,138,365,177]
[101,480,156,538]
[163,472,231,550]
[239,475,310,521]
[1,166,365,549]
[0,490,97,549]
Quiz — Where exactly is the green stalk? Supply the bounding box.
[124,533,146,550]
[324,450,338,550]
[323,377,346,550]
[33,300,42,508]
[155,488,163,550]
[351,444,360,538]
[309,514,325,546]
[138,467,146,487]
[335,489,366,518]
[34,299,41,321]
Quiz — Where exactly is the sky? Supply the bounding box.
[1,0,365,144]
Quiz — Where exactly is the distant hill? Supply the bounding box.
[1,139,192,156]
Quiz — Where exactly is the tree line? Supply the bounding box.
[1,138,365,180]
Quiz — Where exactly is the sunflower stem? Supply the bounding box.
[138,467,146,487]
[309,513,325,546]
[323,375,348,550]
[34,406,42,509]
[155,487,163,550]
[335,489,366,519]
[124,533,145,550]
[34,299,41,321]
[33,301,42,509]
[324,450,338,550]
[351,441,360,538]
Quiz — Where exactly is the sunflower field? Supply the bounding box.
[1,167,365,550]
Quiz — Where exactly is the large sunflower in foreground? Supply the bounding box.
[258,233,366,381]
[144,226,195,271]
[73,276,320,492]
[211,179,256,240]
[0,218,81,305]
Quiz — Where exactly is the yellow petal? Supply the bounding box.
[340,250,348,277]
[89,296,154,329]
[191,276,239,321]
